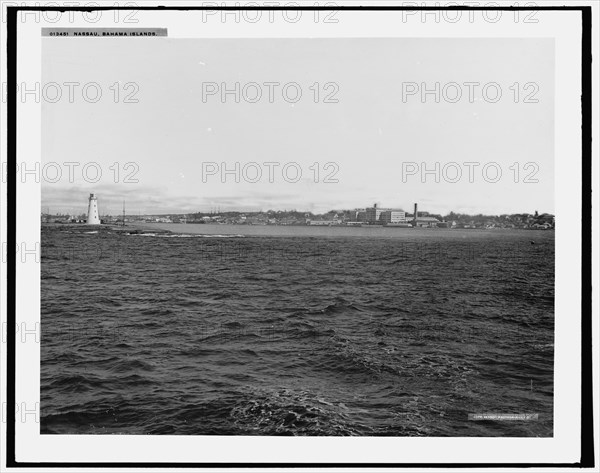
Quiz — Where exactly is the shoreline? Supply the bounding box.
[41,222,554,232]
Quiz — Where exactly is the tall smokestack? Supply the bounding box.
[413,203,418,226]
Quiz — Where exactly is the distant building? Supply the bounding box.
[308,220,340,226]
[415,216,440,227]
[363,204,409,225]
[365,204,384,224]
[379,210,406,224]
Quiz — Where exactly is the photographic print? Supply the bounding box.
[39,34,555,437]
[3,2,594,468]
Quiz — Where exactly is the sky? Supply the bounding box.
[42,37,554,216]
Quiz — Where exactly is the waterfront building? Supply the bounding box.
[415,216,441,227]
[308,220,340,226]
[366,204,385,223]
[379,210,407,224]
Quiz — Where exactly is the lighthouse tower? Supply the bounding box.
[87,193,101,225]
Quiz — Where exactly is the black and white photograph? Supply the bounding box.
[2,1,596,469]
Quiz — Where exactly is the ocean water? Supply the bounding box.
[41,224,554,436]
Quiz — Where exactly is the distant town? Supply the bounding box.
[42,198,555,230]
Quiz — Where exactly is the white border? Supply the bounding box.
[1,0,596,468]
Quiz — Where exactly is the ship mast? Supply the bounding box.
[122,201,125,227]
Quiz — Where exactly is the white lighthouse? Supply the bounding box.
[87,193,101,225]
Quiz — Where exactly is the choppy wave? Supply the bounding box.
[41,225,554,436]
[127,233,245,238]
